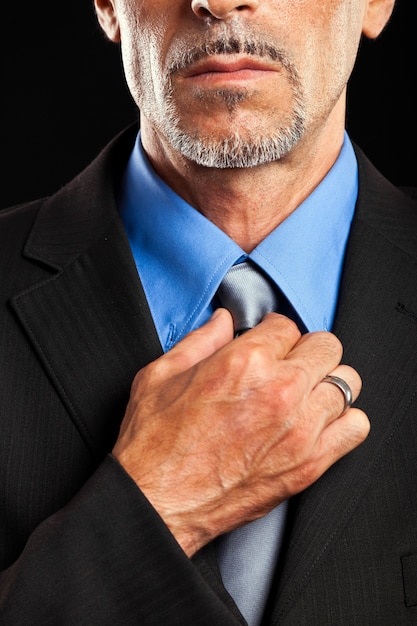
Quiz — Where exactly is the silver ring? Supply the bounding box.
[322,375,353,415]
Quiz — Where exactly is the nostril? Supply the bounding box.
[191,0,210,18]
[191,0,258,20]
[196,7,212,18]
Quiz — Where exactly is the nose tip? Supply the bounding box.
[191,0,259,20]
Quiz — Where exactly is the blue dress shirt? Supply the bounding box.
[118,132,358,352]
[117,132,358,625]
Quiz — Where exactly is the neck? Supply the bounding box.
[140,121,345,253]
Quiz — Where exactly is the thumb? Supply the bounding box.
[160,308,234,374]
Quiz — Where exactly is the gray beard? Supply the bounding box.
[154,36,306,169]
[161,95,306,169]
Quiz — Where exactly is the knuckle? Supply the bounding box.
[276,314,302,339]
[308,330,343,361]
[225,339,271,376]
[272,383,298,417]
[133,357,163,390]
[322,331,343,357]
[347,409,371,443]
[273,363,308,410]
[131,368,146,393]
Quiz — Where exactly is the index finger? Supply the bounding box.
[156,308,235,375]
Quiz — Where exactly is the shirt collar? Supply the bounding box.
[251,136,358,331]
[118,136,244,350]
[118,133,357,350]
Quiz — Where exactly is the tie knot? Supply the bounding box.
[216,260,280,335]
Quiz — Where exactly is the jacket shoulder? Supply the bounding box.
[400,186,417,201]
[0,199,45,249]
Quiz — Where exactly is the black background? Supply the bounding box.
[1,0,415,209]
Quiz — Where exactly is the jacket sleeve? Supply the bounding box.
[0,455,245,626]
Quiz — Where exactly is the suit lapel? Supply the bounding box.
[10,126,163,460]
[268,152,417,623]
[12,216,162,459]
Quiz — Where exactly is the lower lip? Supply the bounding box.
[186,68,275,85]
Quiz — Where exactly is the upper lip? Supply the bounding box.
[182,56,278,78]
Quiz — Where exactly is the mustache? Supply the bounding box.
[168,36,293,75]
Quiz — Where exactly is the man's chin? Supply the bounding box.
[165,133,290,169]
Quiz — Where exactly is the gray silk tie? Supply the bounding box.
[215,260,289,626]
[216,260,280,335]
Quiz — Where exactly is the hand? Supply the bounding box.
[112,309,369,556]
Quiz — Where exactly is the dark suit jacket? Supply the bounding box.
[1,125,417,625]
